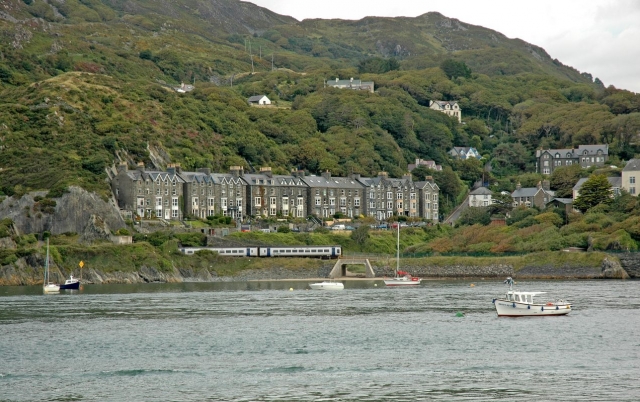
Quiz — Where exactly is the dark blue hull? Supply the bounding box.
[60,281,80,290]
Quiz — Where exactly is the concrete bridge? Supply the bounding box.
[329,258,376,278]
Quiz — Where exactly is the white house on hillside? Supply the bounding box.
[468,187,493,207]
[248,95,271,105]
[326,78,374,93]
[449,146,481,160]
[429,100,461,123]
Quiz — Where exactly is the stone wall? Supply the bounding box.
[0,253,630,286]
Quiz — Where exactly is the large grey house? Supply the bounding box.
[536,144,609,175]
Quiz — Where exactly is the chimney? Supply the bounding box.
[291,169,305,178]
[260,166,272,178]
[350,77,353,82]
[117,162,128,174]
[166,163,176,175]
[402,173,412,182]
[229,166,244,177]
[175,163,182,174]
[197,168,211,175]
[425,175,434,183]
[321,171,331,180]
[349,173,361,180]
[335,77,339,82]
[516,182,522,190]
[136,162,145,172]
[378,171,388,179]
[542,179,550,191]
[537,181,542,190]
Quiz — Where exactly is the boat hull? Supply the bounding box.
[43,284,60,293]
[60,281,80,290]
[494,299,571,317]
[384,278,421,287]
[309,282,344,290]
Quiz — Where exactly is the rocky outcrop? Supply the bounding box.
[601,257,629,279]
[612,253,640,278]
[0,186,125,239]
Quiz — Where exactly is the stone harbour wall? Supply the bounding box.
[0,253,633,286]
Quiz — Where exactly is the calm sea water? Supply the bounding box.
[1,279,640,401]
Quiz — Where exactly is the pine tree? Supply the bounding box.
[573,174,612,213]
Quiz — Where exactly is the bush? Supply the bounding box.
[277,226,291,233]
[174,232,207,247]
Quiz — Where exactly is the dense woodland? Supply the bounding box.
[1,0,640,257]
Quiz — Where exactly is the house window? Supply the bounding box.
[315,197,321,206]
[631,176,636,184]
[354,198,360,207]
[387,192,392,199]
[270,197,276,206]
[254,197,261,206]
[631,187,636,195]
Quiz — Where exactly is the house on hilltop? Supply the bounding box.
[536,144,608,175]
[408,158,442,172]
[247,95,271,105]
[511,180,555,209]
[429,100,461,123]
[448,146,481,160]
[326,78,374,93]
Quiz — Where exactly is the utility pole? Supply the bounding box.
[271,54,274,71]
[250,55,254,74]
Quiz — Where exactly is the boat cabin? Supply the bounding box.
[504,291,546,304]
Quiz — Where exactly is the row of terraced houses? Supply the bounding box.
[111,163,440,223]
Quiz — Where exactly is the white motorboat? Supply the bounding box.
[43,239,60,294]
[309,281,344,290]
[383,224,421,287]
[493,277,571,317]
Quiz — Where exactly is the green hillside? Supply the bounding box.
[1,0,640,210]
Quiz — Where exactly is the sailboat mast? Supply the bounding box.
[396,223,400,275]
[45,238,49,285]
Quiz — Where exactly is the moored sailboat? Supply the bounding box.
[43,239,60,294]
[383,224,421,287]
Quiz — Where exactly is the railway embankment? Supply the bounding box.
[0,250,634,285]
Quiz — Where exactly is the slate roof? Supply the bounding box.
[469,187,492,195]
[301,175,363,189]
[623,159,640,172]
[247,95,269,102]
[572,176,622,191]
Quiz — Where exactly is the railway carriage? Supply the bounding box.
[179,246,341,259]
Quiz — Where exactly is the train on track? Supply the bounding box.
[178,245,342,259]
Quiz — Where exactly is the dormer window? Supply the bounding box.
[555,153,560,158]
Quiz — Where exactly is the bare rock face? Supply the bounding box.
[0,186,125,237]
[601,257,629,279]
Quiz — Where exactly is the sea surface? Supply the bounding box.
[1,279,640,401]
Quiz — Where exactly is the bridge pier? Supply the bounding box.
[329,259,376,278]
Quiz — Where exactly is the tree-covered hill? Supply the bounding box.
[1,0,640,213]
